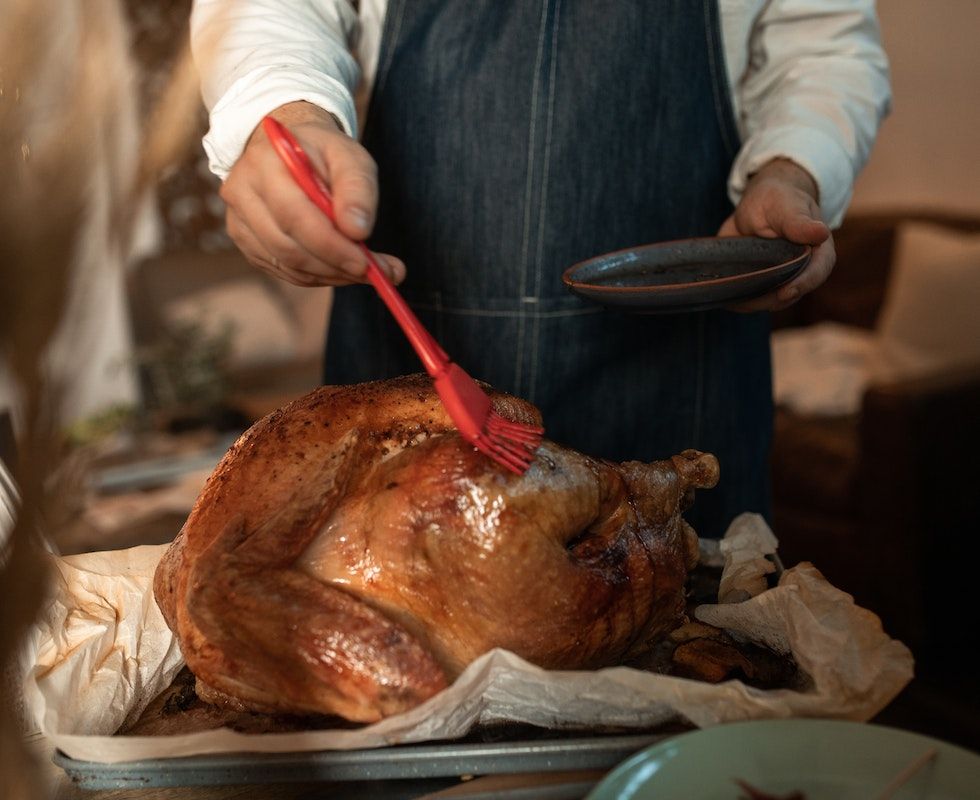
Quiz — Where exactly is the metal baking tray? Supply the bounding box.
[54,731,668,793]
[53,541,758,794]
[91,432,240,494]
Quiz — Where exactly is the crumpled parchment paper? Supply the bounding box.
[21,514,914,764]
[717,512,779,603]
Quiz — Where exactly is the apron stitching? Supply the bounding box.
[406,304,602,319]
[528,0,562,403]
[376,289,390,375]
[434,292,444,344]
[703,0,739,159]
[513,0,551,395]
[692,312,706,445]
[371,0,406,106]
[340,0,769,528]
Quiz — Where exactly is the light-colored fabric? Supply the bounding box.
[0,0,143,435]
[0,458,17,556]
[191,0,891,229]
[772,322,877,416]
[24,518,913,762]
[771,222,980,417]
[871,222,980,382]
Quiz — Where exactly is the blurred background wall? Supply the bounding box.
[851,0,980,214]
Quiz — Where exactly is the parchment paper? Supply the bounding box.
[21,514,914,764]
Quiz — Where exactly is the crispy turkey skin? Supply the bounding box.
[154,375,718,722]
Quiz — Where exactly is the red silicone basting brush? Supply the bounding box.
[261,115,543,474]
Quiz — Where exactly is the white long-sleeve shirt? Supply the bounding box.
[192,0,891,227]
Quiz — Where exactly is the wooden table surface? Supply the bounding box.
[51,772,608,800]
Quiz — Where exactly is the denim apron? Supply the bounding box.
[324,0,772,538]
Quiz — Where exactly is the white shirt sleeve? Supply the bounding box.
[191,0,361,180]
[726,0,891,228]
[194,0,891,231]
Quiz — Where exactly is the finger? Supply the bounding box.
[235,181,368,281]
[269,205,406,284]
[716,215,740,238]
[229,209,326,286]
[256,154,404,283]
[265,195,371,278]
[231,188,404,287]
[226,207,281,276]
[321,135,379,240]
[730,233,836,312]
[244,141,402,281]
[228,208,362,287]
[774,233,835,302]
[268,199,406,285]
[728,287,803,314]
[762,194,830,245]
[777,212,830,246]
[227,140,368,274]
[728,291,779,314]
[235,153,366,278]
[373,252,407,284]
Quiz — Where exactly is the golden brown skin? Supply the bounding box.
[154,375,718,722]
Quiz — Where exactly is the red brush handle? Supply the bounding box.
[260,115,449,377]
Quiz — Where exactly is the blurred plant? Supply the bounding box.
[64,404,138,449]
[137,318,235,428]
[62,317,235,449]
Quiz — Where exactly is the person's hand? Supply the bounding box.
[717,158,835,313]
[220,101,406,287]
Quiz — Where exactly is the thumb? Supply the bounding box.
[322,136,380,241]
[717,215,739,238]
[784,214,830,246]
[769,202,830,246]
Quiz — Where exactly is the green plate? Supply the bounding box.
[587,720,980,799]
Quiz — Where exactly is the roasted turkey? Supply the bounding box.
[154,375,719,722]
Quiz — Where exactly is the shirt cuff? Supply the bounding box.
[203,66,358,181]
[728,126,855,229]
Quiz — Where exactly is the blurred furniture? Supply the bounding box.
[770,211,980,747]
[0,410,14,470]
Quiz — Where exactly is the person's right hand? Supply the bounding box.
[220,101,406,287]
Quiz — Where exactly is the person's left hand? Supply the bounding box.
[718,158,835,313]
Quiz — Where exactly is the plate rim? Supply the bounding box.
[561,235,812,295]
[589,718,980,799]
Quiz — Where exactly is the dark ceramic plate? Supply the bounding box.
[562,236,811,313]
